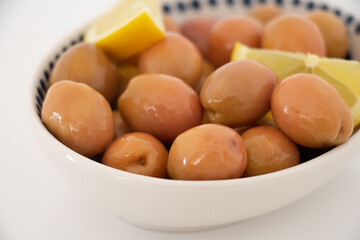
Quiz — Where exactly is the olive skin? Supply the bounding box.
[271,73,353,148]
[102,132,168,178]
[200,60,278,127]
[249,4,282,24]
[118,74,203,144]
[307,10,349,58]
[41,81,114,157]
[262,15,326,57]
[194,60,215,94]
[163,16,181,33]
[49,43,119,103]
[168,124,247,180]
[112,110,130,138]
[138,32,203,88]
[181,17,217,57]
[208,17,263,67]
[242,126,300,177]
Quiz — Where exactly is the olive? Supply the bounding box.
[50,43,119,103]
[112,110,130,138]
[181,17,217,57]
[139,32,203,88]
[208,17,263,67]
[271,73,353,148]
[242,126,300,177]
[262,15,326,57]
[103,132,168,178]
[249,4,282,24]
[168,124,247,180]
[163,16,181,32]
[194,60,215,94]
[118,74,203,144]
[41,81,114,157]
[201,60,277,127]
[307,10,349,58]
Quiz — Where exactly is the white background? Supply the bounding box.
[1,0,360,239]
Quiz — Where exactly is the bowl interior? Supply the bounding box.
[32,0,360,184]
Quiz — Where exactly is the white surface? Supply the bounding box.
[0,0,360,239]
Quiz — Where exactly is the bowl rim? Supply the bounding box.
[30,0,360,188]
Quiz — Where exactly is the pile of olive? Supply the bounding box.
[41,4,353,180]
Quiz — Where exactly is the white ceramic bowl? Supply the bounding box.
[31,0,360,232]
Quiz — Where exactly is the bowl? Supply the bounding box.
[30,0,360,232]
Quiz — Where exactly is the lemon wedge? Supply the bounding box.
[232,42,360,127]
[85,0,165,60]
